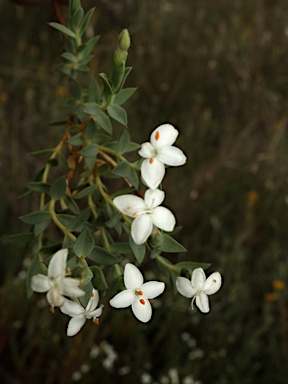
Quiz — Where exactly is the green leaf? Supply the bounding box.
[116,129,130,154]
[2,232,34,244]
[74,184,97,199]
[88,76,100,103]
[20,211,51,225]
[175,261,211,272]
[68,208,91,231]
[83,104,112,134]
[79,143,99,157]
[63,194,80,214]
[34,218,52,236]
[72,7,84,26]
[73,228,95,257]
[129,234,145,263]
[67,133,84,146]
[99,73,113,96]
[88,246,121,265]
[126,167,139,189]
[62,52,78,63]
[90,266,108,290]
[78,36,99,57]
[84,157,96,171]
[69,0,81,16]
[49,22,76,38]
[26,182,51,194]
[159,234,187,253]
[48,120,67,127]
[79,7,95,36]
[111,61,125,92]
[31,148,54,156]
[113,88,137,105]
[50,176,67,200]
[112,161,130,177]
[105,213,121,229]
[107,104,127,126]
[110,242,132,255]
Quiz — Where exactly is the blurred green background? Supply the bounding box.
[1,0,288,383]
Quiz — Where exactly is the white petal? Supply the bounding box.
[195,292,210,313]
[60,299,84,317]
[31,274,51,293]
[47,289,64,307]
[131,214,153,244]
[124,263,144,289]
[151,207,176,232]
[141,281,165,299]
[203,272,222,295]
[192,268,206,290]
[138,142,154,158]
[62,278,85,298]
[48,248,68,279]
[86,289,99,312]
[109,289,135,308]
[176,277,196,298]
[90,304,104,319]
[67,315,86,336]
[141,158,165,190]
[113,195,146,217]
[132,297,152,323]
[144,189,165,208]
[150,124,178,148]
[157,146,186,166]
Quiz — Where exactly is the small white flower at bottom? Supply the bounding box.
[60,289,104,336]
[109,263,165,323]
[176,268,221,313]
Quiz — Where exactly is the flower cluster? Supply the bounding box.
[30,123,222,334]
[113,124,186,245]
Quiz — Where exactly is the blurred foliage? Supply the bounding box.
[1,0,288,383]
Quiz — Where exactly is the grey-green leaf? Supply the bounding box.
[73,228,95,257]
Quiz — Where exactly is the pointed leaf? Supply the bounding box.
[116,129,130,154]
[91,266,108,290]
[129,234,145,263]
[73,228,95,257]
[49,22,76,38]
[50,176,67,200]
[107,104,127,126]
[88,246,121,265]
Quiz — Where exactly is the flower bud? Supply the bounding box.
[118,29,130,51]
[113,49,128,66]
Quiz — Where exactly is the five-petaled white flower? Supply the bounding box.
[31,248,84,310]
[113,188,176,245]
[138,123,187,190]
[176,268,222,313]
[60,289,104,336]
[109,263,165,323]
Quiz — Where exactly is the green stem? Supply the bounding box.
[49,198,76,242]
[100,227,110,251]
[155,255,179,274]
[95,174,131,227]
[98,145,140,170]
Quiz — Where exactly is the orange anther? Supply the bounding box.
[91,292,94,297]
[50,306,55,314]
[155,131,160,140]
[132,212,137,217]
[137,290,143,296]
[93,319,99,325]
[149,158,154,164]
[140,299,145,305]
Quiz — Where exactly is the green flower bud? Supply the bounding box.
[118,29,130,51]
[113,49,128,66]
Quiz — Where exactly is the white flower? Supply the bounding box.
[109,263,165,323]
[60,289,104,336]
[31,249,84,309]
[138,123,187,190]
[176,268,222,313]
[113,188,176,245]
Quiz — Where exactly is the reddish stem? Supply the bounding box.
[52,0,66,26]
